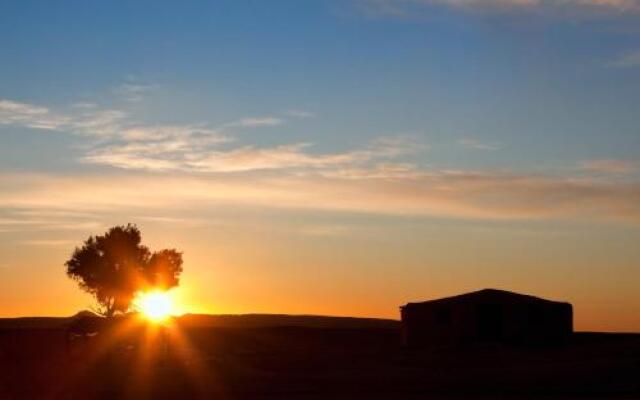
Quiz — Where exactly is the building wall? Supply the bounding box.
[401,296,572,347]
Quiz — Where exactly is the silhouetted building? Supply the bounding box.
[400,289,572,347]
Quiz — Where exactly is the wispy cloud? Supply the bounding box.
[4,95,639,226]
[1,169,639,225]
[457,137,503,151]
[324,162,422,179]
[0,98,127,137]
[580,159,638,174]
[182,143,352,172]
[299,225,350,236]
[71,102,98,109]
[18,239,77,247]
[607,50,640,68]
[223,116,284,128]
[0,97,423,174]
[122,125,229,144]
[82,136,421,173]
[0,209,102,233]
[285,109,316,119]
[135,215,207,227]
[359,0,640,17]
[113,82,159,102]
[0,100,69,130]
[70,109,128,137]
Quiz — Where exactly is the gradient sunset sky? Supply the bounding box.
[1,0,639,331]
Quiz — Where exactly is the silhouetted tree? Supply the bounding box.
[65,224,183,317]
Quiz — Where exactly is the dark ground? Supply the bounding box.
[0,314,639,399]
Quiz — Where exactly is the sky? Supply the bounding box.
[1,0,639,331]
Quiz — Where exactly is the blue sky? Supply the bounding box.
[2,0,640,174]
[1,0,640,329]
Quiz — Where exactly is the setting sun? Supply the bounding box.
[134,290,175,322]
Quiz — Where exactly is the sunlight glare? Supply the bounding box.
[134,290,175,322]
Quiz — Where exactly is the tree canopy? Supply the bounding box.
[65,224,183,317]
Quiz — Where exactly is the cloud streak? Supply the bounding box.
[457,138,503,151]
[113,83,159,102]
[0,99,127,136]
[3,96,639,226]
[223,117,284,128]
[0,100,69,130]
[361,0,640,16]
[580,159,638,174]
[0,97,283,140]
[0,97,425,174]
[1,169,639,225]
[607,50,640,68]
[285,110,316,119]
[81,136,422,173]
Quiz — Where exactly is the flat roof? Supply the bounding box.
[401,288,571,310]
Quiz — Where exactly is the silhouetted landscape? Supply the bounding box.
[1,312,640,399]
[1,226,639,398]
